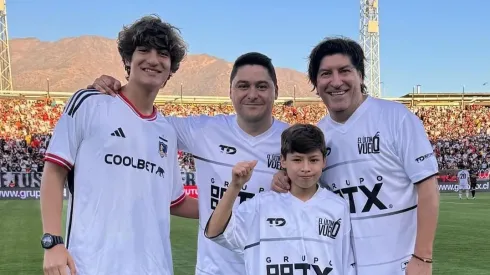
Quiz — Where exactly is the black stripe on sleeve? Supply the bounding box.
[65,168,75,248]
[413,172,439,185]
[66,90,102,117]
[64,89,101,116]
[64,89,94,114]
[69,92,101,117]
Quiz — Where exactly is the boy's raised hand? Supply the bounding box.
[231,160,258,188]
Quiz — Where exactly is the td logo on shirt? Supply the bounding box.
[265,256,333,275]
[219,145,237,155]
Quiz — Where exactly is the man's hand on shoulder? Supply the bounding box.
[87,75,122,97]
[271,170,290,193]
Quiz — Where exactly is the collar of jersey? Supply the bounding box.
[327,95,372,134]
[230,115,278,146]
[117,93,157,121]
[286,184,322,205]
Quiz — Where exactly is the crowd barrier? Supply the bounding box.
[0,171,199,200]
[0,169,489,200]
[436,169,490,193]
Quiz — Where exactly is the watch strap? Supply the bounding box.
[52,235,64,245]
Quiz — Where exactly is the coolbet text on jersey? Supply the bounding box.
[318,96,439,275]
[44,89,186,275]
[205,187,357,275]
[165,114,289,275]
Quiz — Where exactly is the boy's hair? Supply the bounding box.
[117,15,188,80]
[281,124,327,158]
[230,52,278,88]
[307,36,367,94]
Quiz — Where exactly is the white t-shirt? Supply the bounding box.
[44,89,185,275]
[166,115,289,275]
[318,96,439,274]
[205,188,356,275]
[457,170,470,186]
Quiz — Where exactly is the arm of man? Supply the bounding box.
[40,162,69,236]
[396,110,440,264]
[170,196,199,219]
[42,90,94,235]
[88,75,122,96]
[41,90,96,275]
[414,176,439,258]
[89,74,209,153]
[169,132,198,219]
[271,170,291,193]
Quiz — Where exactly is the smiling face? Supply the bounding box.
[230,65,278,123]
[307,38,368,123]
[316,53,364,118]
[126,46,171,90]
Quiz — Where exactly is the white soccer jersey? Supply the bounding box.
[318,96,439,275]
[44,90,185,275]
[204,188,356,275]
[458,170,470,189]
[166,114,289,275]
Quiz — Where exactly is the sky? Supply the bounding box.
[6,0,490,97]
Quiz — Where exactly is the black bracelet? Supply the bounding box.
[412,254,433,263]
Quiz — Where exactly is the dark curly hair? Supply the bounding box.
[117,15,187,80]
[308,36,367,94]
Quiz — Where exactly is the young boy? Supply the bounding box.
[40,15,197,275]
[205,124,356,275]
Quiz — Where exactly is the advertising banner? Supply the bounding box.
[181,171,198,198]
[2,169,489,198]
[0,171,199,200]
[0,187,69,200]
[437,169,490,193]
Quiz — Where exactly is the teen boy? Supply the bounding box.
[40,15,197,275]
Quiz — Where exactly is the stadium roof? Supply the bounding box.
[399,92,490,99]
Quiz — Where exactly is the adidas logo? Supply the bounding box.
[110,127,126,138]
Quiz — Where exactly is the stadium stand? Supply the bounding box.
[1,97,489,175]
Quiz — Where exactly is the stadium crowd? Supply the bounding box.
[1,98,489,173]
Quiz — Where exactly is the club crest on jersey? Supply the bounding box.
[158,136,168,158]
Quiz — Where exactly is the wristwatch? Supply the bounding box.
[41,233,64,249]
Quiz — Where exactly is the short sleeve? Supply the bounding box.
[395,111,439,184]
[165,115,210,153]
[44,90,98,170]
[204,195,259,253]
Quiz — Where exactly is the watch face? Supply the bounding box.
[42,236,53,247]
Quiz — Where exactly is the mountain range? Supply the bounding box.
[9,36,315,97]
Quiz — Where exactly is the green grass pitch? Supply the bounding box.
[0,193,488,275]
